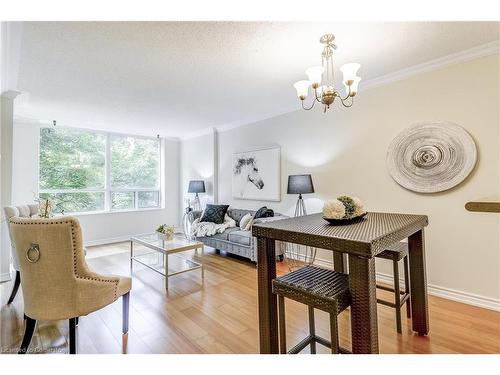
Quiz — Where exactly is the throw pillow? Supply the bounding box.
[200,204,230,224]
[239,213,252,230]
[254,206,274,219]
[244,218,254,231]
[254,206,269,219]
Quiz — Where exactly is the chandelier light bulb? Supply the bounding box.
[293,80,311,100]
[343,76,362,97]
[349,77,361,96]
[340,63,361,85]
[305,66,324,88]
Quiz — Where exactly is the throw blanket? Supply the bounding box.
[191,214,236,237]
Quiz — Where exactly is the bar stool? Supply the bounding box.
[272,265,351,354]
[376,242,411,333]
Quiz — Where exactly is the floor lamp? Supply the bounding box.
[188,180,205,212]
[287,174,314,217]
[286,174,316,269]
[182,180,206,239]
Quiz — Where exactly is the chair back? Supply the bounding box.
[3,204,39,270]
[9,216,87,320]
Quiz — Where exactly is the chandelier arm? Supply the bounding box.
[301,99,316,111]
[338,86,352,101]
[339,96,354,108]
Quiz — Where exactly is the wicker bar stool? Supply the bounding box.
[272,266,351,354]
[376,242,411,333]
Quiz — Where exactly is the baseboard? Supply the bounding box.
[0,271,12,283]
[84,235,139,247]
[314,257,500,312]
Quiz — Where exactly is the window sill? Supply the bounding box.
[63,207,166,217]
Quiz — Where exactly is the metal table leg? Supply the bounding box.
[164,252,169,290]
[201,245,204,280]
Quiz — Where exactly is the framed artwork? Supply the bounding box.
[232,147,281,201]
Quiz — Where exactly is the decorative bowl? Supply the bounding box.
[157,231,174,241]
[322,212,367,226]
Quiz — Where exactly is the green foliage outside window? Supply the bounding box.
[39,127,105,190]
[39,127,160,214]
[111,135,159,189]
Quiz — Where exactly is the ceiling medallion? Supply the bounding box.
[293,34,361,113]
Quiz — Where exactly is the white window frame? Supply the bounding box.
[39,126,163,215]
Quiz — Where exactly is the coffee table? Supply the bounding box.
[130,233,204,290]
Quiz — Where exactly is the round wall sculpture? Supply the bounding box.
[386,121,477,193]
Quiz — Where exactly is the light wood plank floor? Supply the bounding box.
[1,242,499,354]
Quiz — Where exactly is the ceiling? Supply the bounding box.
[6,21,499,138]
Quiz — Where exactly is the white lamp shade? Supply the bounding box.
[293,80,311,99]
[305,66,324,86]
[340,63,361,84]
[343,76,361,96]
[350,76,361,94]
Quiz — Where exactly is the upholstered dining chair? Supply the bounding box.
[3,204,39,304]
[9,216,131,354]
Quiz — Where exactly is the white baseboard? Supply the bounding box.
[0,271,12,283]
[84,235,137,247]
[314,257,500,312]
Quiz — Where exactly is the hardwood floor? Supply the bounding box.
[1,242,499,354]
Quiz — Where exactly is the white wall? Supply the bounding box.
[179,130,216,214]
[181,54,500,308]
[11,122,181,245]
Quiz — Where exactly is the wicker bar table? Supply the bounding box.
[252,212,429,354]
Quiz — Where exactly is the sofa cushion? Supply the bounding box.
[208,227,239,241]
[200,204,229,224]
[228,230,252,247]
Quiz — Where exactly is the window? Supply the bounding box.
[39,127,161,214]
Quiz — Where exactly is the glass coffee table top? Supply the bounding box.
[131,233,203,254]
[130,233,204,290]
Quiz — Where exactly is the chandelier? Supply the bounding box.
[293,34,361,113]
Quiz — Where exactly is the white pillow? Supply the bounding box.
[244,218,254,231]
[239,213,253,230]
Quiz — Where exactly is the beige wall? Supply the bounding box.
[183,54,500,306]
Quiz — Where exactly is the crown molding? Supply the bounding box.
[180,126,217,141]
[361,40,500,91]
[0,89,21,99]
[180,40,500,141]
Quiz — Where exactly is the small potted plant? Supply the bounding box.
[156,224,176,241]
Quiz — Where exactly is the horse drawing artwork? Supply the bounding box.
[233,156,265,198]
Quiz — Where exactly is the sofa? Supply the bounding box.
[193,208,287,262]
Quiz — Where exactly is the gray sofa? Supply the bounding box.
[193,208,287,262]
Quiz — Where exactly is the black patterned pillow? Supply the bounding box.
[254,206,268,219]
[254,206,274,219]
[200,204,229,224]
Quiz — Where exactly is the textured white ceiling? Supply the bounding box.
[7,21,500,137]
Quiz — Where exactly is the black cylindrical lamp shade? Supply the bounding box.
[287,174,314,195]
[188,180,206,194]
